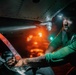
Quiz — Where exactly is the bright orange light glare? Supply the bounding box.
[27,35,33,41]
[30,49,43,52]
[34,42,38,45]
[37,53,44,56]
[29,35,33,38]
[30,49,44,57]
[30,55,33,58]
[27,37,31,41]
[38,32,42,37]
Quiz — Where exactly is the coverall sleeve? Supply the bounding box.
[45,41,76,63]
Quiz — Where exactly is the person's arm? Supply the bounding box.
[45,30,62,53]
[15,41,76,67]
[45,41,76,65]
[45,46,54,53]
[15,55,49,68]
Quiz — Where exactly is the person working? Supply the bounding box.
[15,16,76,75]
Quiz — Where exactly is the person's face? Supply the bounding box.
[6,57,16,66]
[63,18,72,31]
